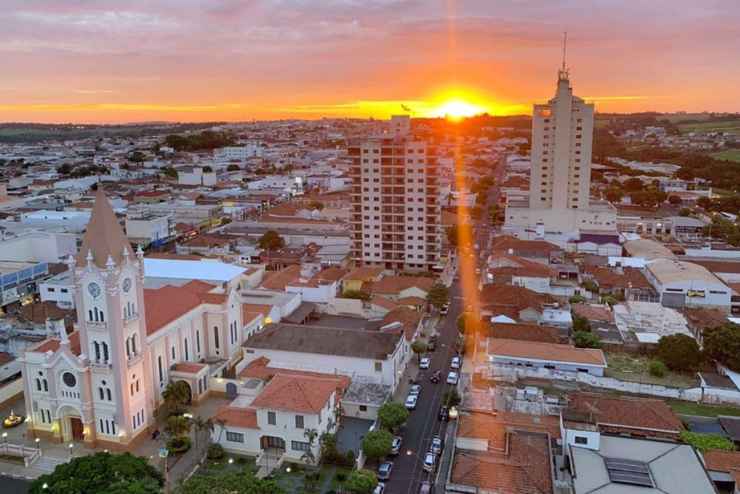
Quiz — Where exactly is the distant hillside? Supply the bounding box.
[0,122,224,144]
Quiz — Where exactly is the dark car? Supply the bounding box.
[430,370,441,384]
[439,405,449,421]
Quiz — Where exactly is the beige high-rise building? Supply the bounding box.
[504,67,616,244]
[529,68,594,211]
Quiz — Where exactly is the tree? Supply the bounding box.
[679,207,692,217]
[342,289,371,301]
[192,416,214,452]
[605,187,624,203]
[574,331,601,349]
[361,429,393,461]
[166,415,192,436]
[457,312,478,334]
[569,294,586,304]
[572,314,591,333]
[162,381,191,415]
[623,177,645,192]
[656,334,703,371]
[446,225,459,247]
[697,196,713,210]
[648,360,667,377]
[679,431,736,453]
[443,389,461,407]
[345,469,378,494]
[129,150,146,163]
[377,402,409,431]
[668,195,682,205]
[301,428,319,467]
[307,200,325,211]
[257,230,285,250]
[202,165,213,173]
[30,452,163,494]
[702,323,740,372]
[426,282,449,310]
[411,340,428,363]
[227,164,241,172]
[176,469,284,494]
[162,166,178,179]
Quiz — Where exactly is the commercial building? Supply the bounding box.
[504,66,617,243]
[645,258,732,311]
[348,117,442,271]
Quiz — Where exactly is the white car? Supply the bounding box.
[431,436,443,455]
[409,384,422,397]
[373,483,386,494]
[419,357,431,369]
[405,394,419,410]
[423,452,437,472]
[451,356,461,369]
[439,305,449,315]
[447,371,459,385]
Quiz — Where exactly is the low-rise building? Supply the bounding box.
[645,258,732,312]
[487,338,607,376]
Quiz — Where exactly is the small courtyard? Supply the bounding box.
[605,352,699,388]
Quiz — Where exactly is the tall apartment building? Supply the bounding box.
[348,120,441,272]
[504,67,616,244]
[529,68,594,211]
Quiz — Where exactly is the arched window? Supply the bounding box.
[88,309,93,322]
[131,334,137,355]
[102,342,109,362]
[125,338,131,359]
[98,387,104,400]
[93,341,100,361]
[35,378,41,391]
[106,388,112,401]
[100,310,105,322]
[213,326,220,350]
[43,379,48,392]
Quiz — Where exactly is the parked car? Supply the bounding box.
[431,435,443,455]
[405,394,419,410]
[419,481,433,494]
[447,371,459,385]
[373,483,386,494]
[438,405,449,421]
[430,370,441,384]
[423,452,437,472]
[439,304,449,315]
[451,356,461,369]
[378,462,393,481]
[419,356,431,369]
[391,436,403,455]
[409,384,422,396]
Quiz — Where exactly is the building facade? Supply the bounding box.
[348,121,441,271]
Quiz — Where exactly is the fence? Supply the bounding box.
[489,365,740,405]
[0,442,41,467]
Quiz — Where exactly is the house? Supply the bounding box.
[480,283,558,324]
[645,258,731,312]
[563,392,684,441]
[703,449,740,494]
[242,322,409,393]
[568,434,716,493]
[487,322,562,343]
[341,266,384,294]
[446,411,560,494]
[487,338,607,376]
[485,254,556,294]
[490,235,563,264]
[212,373,347,466]
[380,306,423,342]
[366,275,435,301]
[583,265,654,299]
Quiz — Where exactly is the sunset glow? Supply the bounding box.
[430,99,487,120]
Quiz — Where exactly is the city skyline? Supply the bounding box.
[1,0,740,123]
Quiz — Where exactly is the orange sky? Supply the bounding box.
[1,1,739,123]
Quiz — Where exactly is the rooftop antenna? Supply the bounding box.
[559,31,569,80]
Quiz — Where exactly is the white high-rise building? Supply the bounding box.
[504,66,616,244]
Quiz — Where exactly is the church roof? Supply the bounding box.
[76,188,133,268]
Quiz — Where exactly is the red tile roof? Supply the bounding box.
[488,323,561,343]
[488,339,606,366]
[31,331,82,356]
[703,449,740,475]
[242,303,272,325]
[342,267,385,282]
[251,373,346,414]
[368,276,435,296]
[238,357,351,391]
[565,392,683,438]
[488,254,555,279]
[259,265,302,290]
[172,362,207,374]
[584,266,651,290]
[382,306,422,341]
[491,235,561,257]
[214,406,259,430]
[144,280,224,335]
[480,283,555,316]
[572,304,614,324]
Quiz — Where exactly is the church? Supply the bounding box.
[20,189,244,448]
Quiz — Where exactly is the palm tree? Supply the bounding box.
[193,416,214,452]
[214,418,227,443]
[301,428,319,467]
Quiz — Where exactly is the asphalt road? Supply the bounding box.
[0,476,30,494]
[383,280,463,494]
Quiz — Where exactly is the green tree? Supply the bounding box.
[162,166,178,179]
[679,431,736,453]
[162,381,191,415]
[443,389,461,407]
[257,230,286,250]
[569,294,586,304]
[176,468,284,494]
[342,289,371,301]
[457,312,478,334]
[411,340,428,363]
[345,469,378,494]
[572,314,591,333]
[679,207,692,217]
[648,360,667,377]
[656,334,703,371]
[574,331,601,349]
[426,282,449,310]
[301,428,319,467]
[166,414,192,436]
[361,429,393,461]
[377,402,409,431]
[703,323,740,372]
[227,164,241,171]
[30,452,163,494]
[192,416,214,452]
[129,150,146,163]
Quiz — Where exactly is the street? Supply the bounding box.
[383,280,463,494]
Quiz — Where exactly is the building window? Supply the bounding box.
[291,441,311,452]
[295,415,304,429]
[226,431,244,443]
[359,405,368,412]
[213,326,220,349]
[267,411,276,425]
[158,356,164,382]
[575,436,588,445]
[196,331,201,353]
[374,362,382,372]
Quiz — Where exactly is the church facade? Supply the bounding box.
[20,189,244,448]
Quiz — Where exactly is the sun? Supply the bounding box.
[431,99,486,121]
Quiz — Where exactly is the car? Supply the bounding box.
[373,483,385,494]
[409,384,422,397]
[390,436,403,455]
[439,305,449,315]
[430,370,441,384]
[438,405,449,421]
[405,394,419,410]
[475,267,481,275]
[450,356,461,369]
[447,371,459,385]
[419,357,431,369]
[378,462,393,481]
[423,452,437,472]
[431,435,443,455]
[419,481,433,494]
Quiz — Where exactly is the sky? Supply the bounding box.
[1,0,739,123]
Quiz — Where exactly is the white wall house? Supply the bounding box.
[487,338,607,377]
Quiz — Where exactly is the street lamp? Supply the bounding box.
[228,457,234,465]
[42,483,48,490]
[68,442,74,459]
